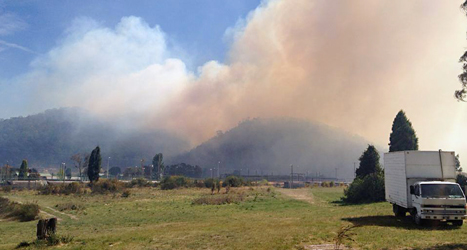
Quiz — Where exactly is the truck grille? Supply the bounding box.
[422,209,465,215]
[422,205,465,209]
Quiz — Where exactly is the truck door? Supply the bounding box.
[412,185,422,208]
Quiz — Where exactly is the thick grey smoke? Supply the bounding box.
[7,0,467,162]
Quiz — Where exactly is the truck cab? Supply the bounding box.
[409,181,466,225]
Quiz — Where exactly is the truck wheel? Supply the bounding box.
[453,220,463,226]
[413,211,424,226]
[393,204,406,217]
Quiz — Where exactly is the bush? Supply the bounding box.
[91,179,126,194]
[126,178,151,188]
[193,179,205,188]
[161,176,192,190]
[456,173,467,187]
[343,172,385,203]
[10,203,40,222]
[121,190,131,198]
[222,176,244,187]
[259,179,269,186]
[39,182,85,195]
[55,203,83,211]
[204,178,215,188]
[0,197,39,222]
[2,186,12,192]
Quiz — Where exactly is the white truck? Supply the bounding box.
[384,150,466,226]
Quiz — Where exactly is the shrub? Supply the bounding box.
[1,197,39,222]
[204,178,215,188]
[10,203,40,222]
[39,182,85,195]
[55,203,83,211]
[456,173,467,187]
[259,179,269,186]
[222,175,244,187]
[161,176,192,190]
[193,179,205,188]
[2,186,12,192]
[91,179,126,194]
[343,172,385,203]
[121,190,131,198]
[16,241,31,248]
[126,178,151,188]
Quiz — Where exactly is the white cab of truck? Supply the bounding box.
[384,151,466,226]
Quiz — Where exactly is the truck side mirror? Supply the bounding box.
[410,186,414,195]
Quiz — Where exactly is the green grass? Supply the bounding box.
[1,187,467,249]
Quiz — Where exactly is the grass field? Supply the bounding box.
[1,186,467,249]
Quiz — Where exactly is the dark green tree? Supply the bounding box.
[343,172,385,203]
[87,146,102,183]
[344,146,384,204]
[356,145,382,179]
[456,1,467,100]
[455,154,462,172]
[19,159,29,179]
[152,153,164,179]
[389,110,419,152]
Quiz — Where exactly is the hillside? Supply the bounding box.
[0,108,188,169]
[170,118,375,179]
[1,109,378,178]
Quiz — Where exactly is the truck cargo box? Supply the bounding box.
[384,151,456,208]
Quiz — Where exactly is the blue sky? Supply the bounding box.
[0,0,261,80]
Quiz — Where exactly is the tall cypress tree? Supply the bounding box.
[19,159,29,179]
[87,146,102,183]
[389,110,419,152]
[356,145,382,179]
[152,153,164,180]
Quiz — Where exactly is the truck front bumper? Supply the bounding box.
[421,214,466,220]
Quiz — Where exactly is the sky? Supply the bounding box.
[1,0,467,166]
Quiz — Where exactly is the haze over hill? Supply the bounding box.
[0,108,189,169]
[1,108,374,178]
[170,118,374,179]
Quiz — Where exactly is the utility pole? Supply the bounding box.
[210,168,213,179]
[217,161,221,178]
[335,167,338,181]
[290,165,293,189]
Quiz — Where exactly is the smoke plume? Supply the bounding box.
[7,0,467,158]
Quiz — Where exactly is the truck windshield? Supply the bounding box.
[421,184,465,199]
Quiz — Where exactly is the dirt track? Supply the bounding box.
[276,188,314,204]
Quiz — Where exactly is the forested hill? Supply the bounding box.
[0,108,188,169]
[169,118,374,179]
[1,109,377,178]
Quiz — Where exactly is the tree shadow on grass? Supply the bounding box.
[330,199,385,207]
[413,243,467,250]
[342,215,460,231]
[329,200,376,207]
